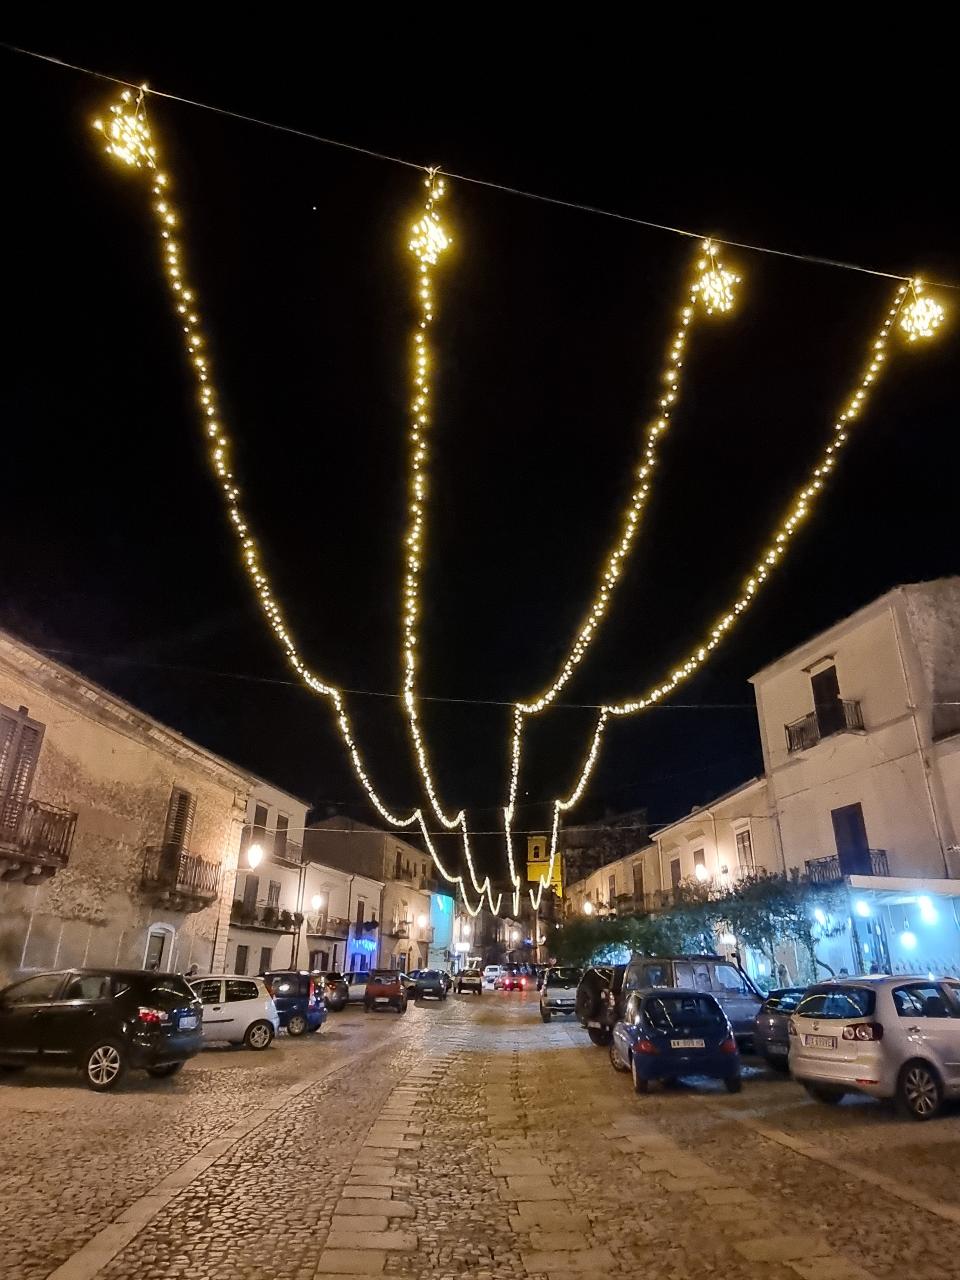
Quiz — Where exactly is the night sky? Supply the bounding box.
[3,36,958,878]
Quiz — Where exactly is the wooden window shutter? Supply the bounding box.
[163,787,197,851]
[0,703,45,819]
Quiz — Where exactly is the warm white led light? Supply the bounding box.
[693,240,740,315]
[900,280,944,341]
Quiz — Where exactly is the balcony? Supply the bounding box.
[390,920,410,938]
[805,849,890,883]
[306,913,350,940]
[230,899,303,931]
[241,824,303,866]
[0,797,78,882]
[142,844,221,912]
[786,699,864,753]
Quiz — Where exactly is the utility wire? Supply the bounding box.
[4,42,958,291]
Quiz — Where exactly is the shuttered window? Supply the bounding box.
[0,703,45,837]
[163,786,196,852]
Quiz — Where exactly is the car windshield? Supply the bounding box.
[420,971,440,979]
[546,969,581,987]
[644,994,726,1032]
[795,986,877,1020]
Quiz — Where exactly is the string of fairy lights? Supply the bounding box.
[89,86,945,920]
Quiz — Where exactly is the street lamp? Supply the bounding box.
[417,913,428,929]
[582,900,594,915]
[462,923,471,939]
[510,929,520,944]
[246,843,263,869]
[311,893,326,912]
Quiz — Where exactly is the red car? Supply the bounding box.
[363,970,408,1013]
[495,970,533,992]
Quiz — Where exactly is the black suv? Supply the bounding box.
[576,964,627,1045]
[0,968,203,1090]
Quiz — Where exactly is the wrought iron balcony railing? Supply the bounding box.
[0,797,77,879]
[142,844,221,910]
[305,913,350,939]
[229,899,303,930]
[805,849,889,883]
[785,699,864,753]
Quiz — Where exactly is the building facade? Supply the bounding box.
[0,632,249,982]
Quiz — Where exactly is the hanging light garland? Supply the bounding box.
[900,279,944,341]
[91,88,499,916]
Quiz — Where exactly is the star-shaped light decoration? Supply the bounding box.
[693,239,740,315]
[900,281,945,342]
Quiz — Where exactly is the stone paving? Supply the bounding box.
[4,991,960,1279]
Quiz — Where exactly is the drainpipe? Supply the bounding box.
[889,600,950,876]
[346,873,356,970]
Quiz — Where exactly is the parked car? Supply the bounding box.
[408,969,447,1000]
[315,970,349,1012]
[540,966,583,1021]
[0,968,203,1090]
[482,965,504,988]
[456,969,483,995]
[263,970,326,1035]
[190,975,279,1050]
[364,970,408,1013]
[611,989,742,1094]
[754,987,806,1069]
[621,954,762,1049]
[789,975,960,1119]
[576,964,627,1045]
[343,971,373,1004]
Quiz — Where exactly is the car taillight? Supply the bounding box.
[720,1036,738,1054]
[137,1007,169,1025]
[842,1022,883,1041]
[308,980,315,1002]
[788,1018,798,1037]
[635,1038,659,1055]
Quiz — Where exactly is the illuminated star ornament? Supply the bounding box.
[693,239,740,314]
[900,279,945,342]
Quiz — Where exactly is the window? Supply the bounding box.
[693,848,706,875]
[163,786,196,852]
[735,828,755,873]
[2,973,61,1004]
[226,979,260,1002]
[713,964,749,995]
[235,945,249,975]
[258,946,273,973]
[608,874,616,904]
[795,986,877,1020]
[274,813,289,859]
[193,979,222,1005]
[395,849,403,878]
[830,803,871,875]
[356,898,365,926]
[422,862,427,880]
[144,927,173,971]
[644,994,726,1033]
[253,803,268,834]
[0,702,44,837]
[670,857,682,888]
[892,984,954,1019]
[811,664,844,737]
[62,974,110,1001]
[267,880,281,908]
[632,863,644,902]
[310,949,329,971]
[242,874,259,913]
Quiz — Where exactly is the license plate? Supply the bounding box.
[805,1034,837,1049]
[374,997,388,1003]
[179,1015,198,1030]
[670,1038,705,1050]
[587,1020,601,1029]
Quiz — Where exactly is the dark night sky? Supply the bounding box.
[2,34,958,876]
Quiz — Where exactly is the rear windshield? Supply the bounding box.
[762,989,805,1014]
[644,994,725,1032]
[145,977,196,1008]
[319,972,344,983]
[371,971,398,982]
[546,968,581,987]
[267,974,305,996]
[795,986,876,1020]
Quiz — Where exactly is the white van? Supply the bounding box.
[482,965,504,988]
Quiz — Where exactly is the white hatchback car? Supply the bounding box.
[540,966,583,1022]
[190,975,279,1050]
[789,975,960,1119]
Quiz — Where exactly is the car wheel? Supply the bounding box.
[724,1074,743,1094]
[587,1026,612,1047]
[898,1060,943,1121]
[399,999,408,1014]
[83,1040,127,1091]
[630,1053,649,1094]
[802,1082,845,1105]
[146,1062,184,1079]
[244,1020,274,1051]
[609,1040,630,1073]
[287,1013,308,1037]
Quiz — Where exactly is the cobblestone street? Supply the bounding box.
[4,989,960,1280]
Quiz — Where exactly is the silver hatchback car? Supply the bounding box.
[789,975,960,1119]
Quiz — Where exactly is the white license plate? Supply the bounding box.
[670,1038,705,1050]
[179,1015,198,1030]
[374,997,388,1004]
[805,1034,837,1049]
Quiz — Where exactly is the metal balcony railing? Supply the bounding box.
[785,699,864,753]
[229,899,302,930]
[306,913,350,939]
[142,844,221,909]
[0,797,77,873]
[805,849,889,883]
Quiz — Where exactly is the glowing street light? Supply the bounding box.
[311,893,326,912]
[246,843,263,869]
[582,900,595,915]
[417,913,429,929]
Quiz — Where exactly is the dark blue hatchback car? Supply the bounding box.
[611,988,741,1094]
[263,970,326,1036]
